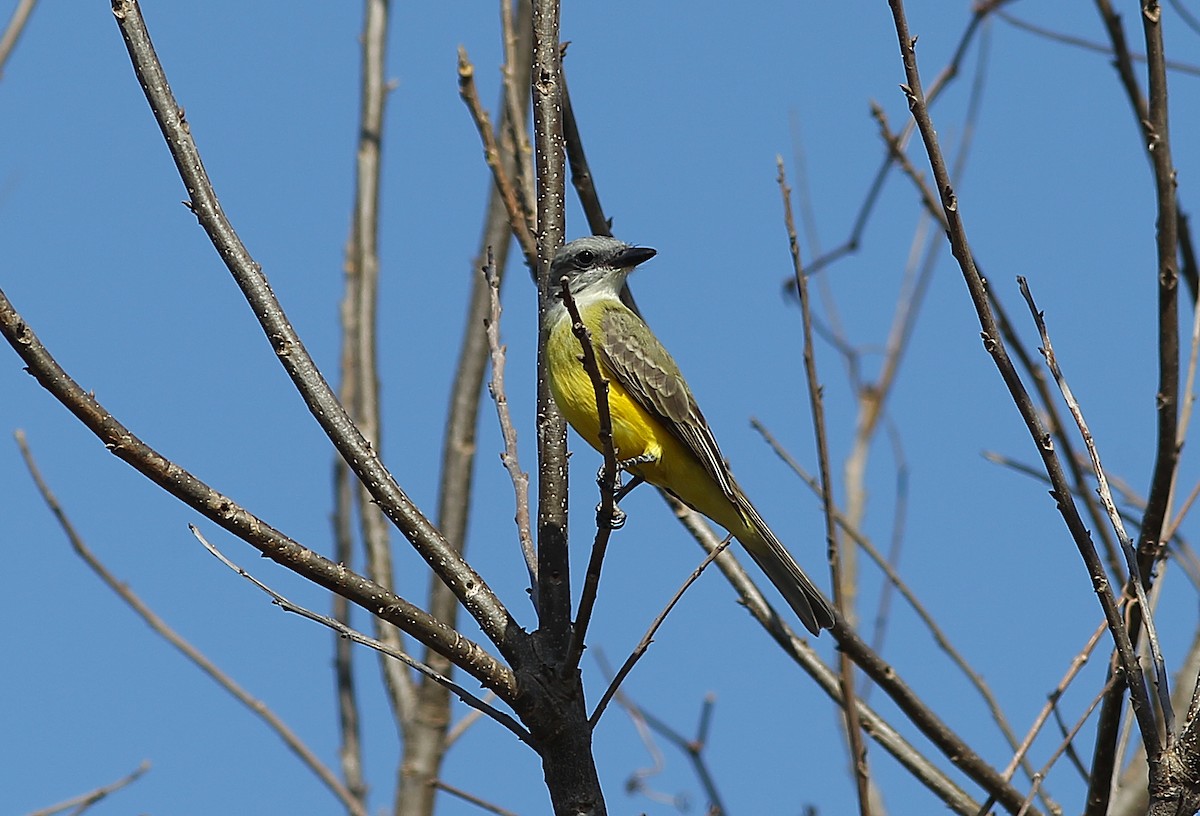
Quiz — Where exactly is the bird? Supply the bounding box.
[544,235,835,635]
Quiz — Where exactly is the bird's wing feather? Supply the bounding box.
[598,306,738,498]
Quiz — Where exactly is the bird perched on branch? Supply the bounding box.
[545,235,834,635]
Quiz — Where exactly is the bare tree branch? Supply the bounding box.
[589,539,732,727]
[1019,278,1173,735]
[885,0,1160,762]
[15,432,368,816]
[556,277,622,670]
[778,158,872,816]
[0,0,37,80]
[22,760,149,816]
[107,0,521,661]
[190,525,533,747]
[484,250,537,585]
[0,297,517,699]
[459,47,538,268]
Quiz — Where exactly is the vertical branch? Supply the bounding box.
[1135,0,1180,578]
[1085,4,1183,811]
[531,0,570,652]
[522,3,606,813]
[332,458,367,807]
[883,0,1163,771]
[777,159,872,816]
[339,3,420,777]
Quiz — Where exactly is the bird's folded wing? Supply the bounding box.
[599,307,738,499]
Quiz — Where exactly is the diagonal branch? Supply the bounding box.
[778,158,872,816]
[0,0,37,80]
[191,525,533,747]
[108,0,520,660]
[885,0,1161,772]
[23,760,149,816]
[0,294,517,700]
[15,432,368,816]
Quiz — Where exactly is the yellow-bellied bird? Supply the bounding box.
[545,236,834,635]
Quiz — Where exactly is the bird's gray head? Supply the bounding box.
[550,236,657,299]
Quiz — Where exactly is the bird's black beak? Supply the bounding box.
[615,245,657,269]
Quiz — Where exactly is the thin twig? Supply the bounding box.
[483,249,537,584]
[559,276,622,670]
[445,702,492,749]
[108,0,520,662]
[1018,278,1173,738]
[997,9,1200,76]
[458,46,538,268]
[14,432,368,816]
[22,760,149,816]
[593,654,728,816]
[1014,676,1119,816]
[431,779,520,816]
[667,499,992,816]
[499,0,535,229]
[189,525,533,747]
[560,66,610,237]
[753,419,1036,782]
[975,622,1107,816]
[778,158,871,816]
[589,539,732,727]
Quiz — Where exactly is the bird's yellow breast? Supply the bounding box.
[546,299,748,536]
[547,302,665,465]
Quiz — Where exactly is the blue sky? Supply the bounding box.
[4,2,1200,814]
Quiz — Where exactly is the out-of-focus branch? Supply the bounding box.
[458,47,538,268]
[0,0,37,80]
[873,100,1124,583]
[108,0,520,661]
[427,8,535,814]
[778,159,871,816]
[337,14,419,812]
[999,9,1200,76]
[330,459,367,805]
[22,760,149,816]
[753,418,1052,802]
[0,295,516,699]
[799,0,1012,279]
[430,780,519,816]
[15,432,368,816]
[561,67,610,237]
[483,251,537,584]
[982,622,1108,816]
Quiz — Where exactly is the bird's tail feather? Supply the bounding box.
[733,497,835,635]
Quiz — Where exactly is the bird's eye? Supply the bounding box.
[575,250,595,267]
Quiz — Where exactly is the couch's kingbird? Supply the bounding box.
[546,236,835,635]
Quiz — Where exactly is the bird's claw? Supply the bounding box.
[597,503,627,530]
